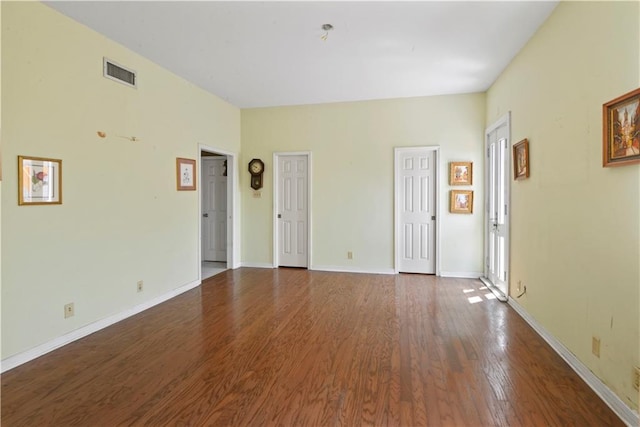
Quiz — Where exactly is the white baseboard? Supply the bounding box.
[439,271,482,279]
[311,265,395,275]
[508,298,639,427]
[240,262,275,269]
[1,279,201,373]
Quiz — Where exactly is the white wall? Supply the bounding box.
[241,94,486,275]
[487,1,639,411]
[1,3,240,359]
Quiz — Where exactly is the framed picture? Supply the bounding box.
[449,161,473,185]
[176,158,196,191]
[513,139,530,180]
[603,87,640,167]
[18,156,62,205]
[450,190,473,214]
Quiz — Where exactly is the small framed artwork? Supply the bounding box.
[176,158,196,191]
[449,161,473,185]
[513,139,530,180]
[18,155,62,205]
[450,190,473,214]
[603,87,640,167]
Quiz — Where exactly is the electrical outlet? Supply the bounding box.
[137,280,144,292]
[633,367,640,391]
[64,303,74,319]
[347,251,353,260]
[592,336,601,358]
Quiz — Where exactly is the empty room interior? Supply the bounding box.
[1,1,639,426]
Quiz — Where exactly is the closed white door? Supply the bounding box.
[277,155,308,267]
[397,148,436,274]
[202,158,227,262]
[484,117,510,299]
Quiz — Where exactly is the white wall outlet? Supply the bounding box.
[64,303,74,318]
[347,251,353,260]
[137,280,144,292]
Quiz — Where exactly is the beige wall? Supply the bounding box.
[0,0,3,361]
[487,1,639,410]
[1,3,240,359]
[241,94,486,274]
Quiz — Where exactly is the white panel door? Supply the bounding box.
[202,158,227,262]
[484,118,510,299]
[278,155,308,267]
[398,149,436,274]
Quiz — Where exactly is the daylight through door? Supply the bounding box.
[483,115,510,300]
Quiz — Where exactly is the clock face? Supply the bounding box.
[248,159,264,175]
[250,162,262,174]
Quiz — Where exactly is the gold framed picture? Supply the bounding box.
[18,155,62,205]
[176,158,196,191]
[449,161,472,185]
[603,87,640,167]
[513,139,529,180]
[450,190,473,214]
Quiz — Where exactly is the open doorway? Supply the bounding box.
[199,146,236,280]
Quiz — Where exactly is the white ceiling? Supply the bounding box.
[45,1,558,108]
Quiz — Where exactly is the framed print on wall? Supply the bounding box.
[18,155,62,205]
[513,139,530,180]
[450,190,473,214]
[176,158,196,191]
[449,161,473,185]
[603,87,640,167]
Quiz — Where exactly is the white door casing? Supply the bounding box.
[395,147,438,274]
[483,113,510,300]
[202,157,227,262]
[274,153,310,268]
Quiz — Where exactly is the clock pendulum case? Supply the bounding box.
[248,158,265,190]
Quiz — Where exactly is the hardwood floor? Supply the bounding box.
[1,268,624,426]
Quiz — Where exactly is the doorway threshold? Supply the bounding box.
[479,276,508,302]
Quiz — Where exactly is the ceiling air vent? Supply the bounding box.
[103,57,136,88]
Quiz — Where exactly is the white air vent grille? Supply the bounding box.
[103,58,136,88]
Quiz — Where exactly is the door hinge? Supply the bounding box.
[504,205,508,216]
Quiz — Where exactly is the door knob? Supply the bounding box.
[203,213,209,218]
[277,214,282,218]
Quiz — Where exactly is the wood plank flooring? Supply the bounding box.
[1,268,624,426]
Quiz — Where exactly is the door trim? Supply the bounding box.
[483,112,511,301]
[198,144,238,281]
[394,146,440,275]
[272,152,312,268]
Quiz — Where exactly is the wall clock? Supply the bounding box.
[248,158,264,190]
